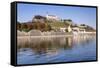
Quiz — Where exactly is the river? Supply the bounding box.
[17,35,96,65]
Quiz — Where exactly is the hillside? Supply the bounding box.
[17,15,96,32]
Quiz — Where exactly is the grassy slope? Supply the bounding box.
[48,22,69,28]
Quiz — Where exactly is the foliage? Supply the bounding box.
[17,22,21,30]
[85,25,96,32]
[65,29,68,32]
[17,15,95,32]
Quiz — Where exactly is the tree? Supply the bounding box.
[32,15,46,23]
[21,23,28,31]
[80,24,86,26]
[34,15,46,19]
[66,19,72,22]
[63,19,73,26]
[17,22,21,30]
[40,23,46,31]
[47,24,52,31]
[27,23,34,30]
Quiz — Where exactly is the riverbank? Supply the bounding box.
[17,33,96,39]
[18,35,73,38]
[17,30,72,36]
[17,30,96,37]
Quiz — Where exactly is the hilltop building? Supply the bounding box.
[46,15,59,21]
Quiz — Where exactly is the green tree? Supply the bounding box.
[21,23,29,32]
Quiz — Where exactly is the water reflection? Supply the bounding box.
[17,36,73,55]
[17,35,96,64]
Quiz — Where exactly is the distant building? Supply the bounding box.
[72,25,86,34]
[68,25,72,32]
[60,25,72,32]
[72,27,79,32]
[46,15,59,21]
[78,24,86,33]
[60,28,66,32]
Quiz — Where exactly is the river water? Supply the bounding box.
[17,35,96,65]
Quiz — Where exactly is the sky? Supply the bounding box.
[17,3,96,29]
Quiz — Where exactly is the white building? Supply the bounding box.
[68,25,72,32]
[60,26,72,32]
[46,15,59,21]
[72,26,86,35]
[60,28,66,32]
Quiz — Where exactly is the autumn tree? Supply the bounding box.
[27,23,34,30]
[17,22,21,30]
